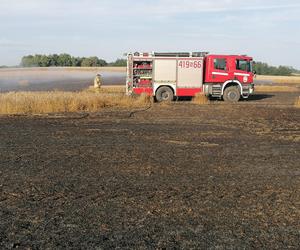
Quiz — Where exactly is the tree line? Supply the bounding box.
[20,54,127,67]
[253,62,298,76]
[17,54,300,75]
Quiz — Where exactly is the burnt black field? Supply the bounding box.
[0,91,300,249]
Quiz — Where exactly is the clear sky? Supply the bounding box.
[0,0,299,68]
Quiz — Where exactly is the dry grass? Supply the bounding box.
[85,86,126,94]
[295,96,300,108]
[192,93,210,105]
[0,90,151,115]
[256,75,300,85]
[255,85,299,92]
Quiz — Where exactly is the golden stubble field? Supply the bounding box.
[0,87,152,115]
[295,96,300,108]
[256,75,300,85]
[0,68,300,113]
[255,75,300,95]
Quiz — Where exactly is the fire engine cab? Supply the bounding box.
[126,52,255,102]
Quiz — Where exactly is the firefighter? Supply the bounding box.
[94,74,102,89]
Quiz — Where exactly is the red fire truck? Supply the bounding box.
[126,52,255,102]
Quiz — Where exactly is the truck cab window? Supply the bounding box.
[214,58,227,71]
[236,59,251,72]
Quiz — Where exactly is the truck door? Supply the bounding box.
[234,58,253,84]
[209,56,229,83]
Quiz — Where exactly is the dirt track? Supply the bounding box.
[0,92,300,249]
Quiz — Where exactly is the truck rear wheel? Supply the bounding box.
[155,87,174,102]
[223,86,241,102]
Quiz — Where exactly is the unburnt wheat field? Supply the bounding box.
[0,88,150,115]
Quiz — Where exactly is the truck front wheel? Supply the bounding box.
[155,87,174,102]
[223,86,241,102]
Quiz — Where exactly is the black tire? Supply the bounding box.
[155,86,174,102]
[223,86,241,102]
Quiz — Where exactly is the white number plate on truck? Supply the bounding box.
[178,61,202,69]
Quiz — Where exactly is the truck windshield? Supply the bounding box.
[236,59,252,72]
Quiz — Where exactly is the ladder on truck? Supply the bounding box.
[153,52,209,57]
[126,52,209,58]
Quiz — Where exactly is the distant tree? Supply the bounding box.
[81,57,93,67]
[57,54,73,67]
[33,54,43,67]
[40,55,51,67]
[49,54,59,66]
[71,57,82,67]
[20,54,107,68]
[253,62,294,76]
[81,57,107,67]
[98,58,108,67]
[110,59,127,67]
[21,55,35,67]
[277,66,293,76]
[90,57,100,67]
[291,67,300,74]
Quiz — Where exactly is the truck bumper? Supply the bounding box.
[249,84,255,94]
[241,83,255,98]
